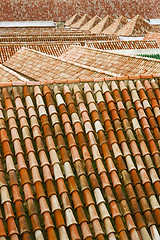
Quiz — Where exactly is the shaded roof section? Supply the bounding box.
[0,78,160,239]
[116,14,155,37]
[144,32,160,47]
[86,40,159,50]
[0,64,28,82]
[3,48,111,81]
[60,45,160,76]
[0,42,82,63]
[0,28,84,37]
[91,15,114,34]
[64,13,81,27]
[0,34,119,43]
[102,16,128,34]
[70,14,91,29]
[80,15,101,31]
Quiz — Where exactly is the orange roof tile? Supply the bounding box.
[3,48,111,81]
[0,64,29,82]
[0,33,119,43]
[86,40,159,50]
[0,77,160,239]
[59,45,160,76]
[144,32,160,47]
[0,42,82,63]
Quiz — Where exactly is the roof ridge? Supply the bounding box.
[0,74,159,87]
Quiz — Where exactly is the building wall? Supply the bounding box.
[0,0,159,22]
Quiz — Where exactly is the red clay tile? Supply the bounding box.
[20,169,31,186]
[2,140,12,157]
[18,215,30,235]
[7,217,19,236]
[104,120,114,132]
[30,213,41,231]
[1,81,160,239]
[0,218,7,237]
[12,185,22,203]
[3,201,15,220]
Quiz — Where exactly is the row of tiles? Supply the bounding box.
[0,79,160,239]
[0,42,82,63]
[0,35,119,43]
[1,39,158,64]
[59,45,160,76]
[86,40,159,50]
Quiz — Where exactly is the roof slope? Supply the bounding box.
[0,64,28,82]
[3,48,111,81]
[91,15,114,34]
[86,40,159,50]
[59,45,160,76]
[116,14,155,37]
[144,32,160,47]
[102,16,128,34]
[80,15,101,31]
[0,78,160,239]
[64,13,81,26]
[0,34,119,43]
[70,14,91,29]
[0,42,81,63]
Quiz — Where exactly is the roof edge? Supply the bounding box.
[0,74,159,87]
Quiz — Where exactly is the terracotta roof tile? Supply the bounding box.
[59,45,160,76]
[0,78,160,238]
[4,47,112,81]
[144,32,160,47]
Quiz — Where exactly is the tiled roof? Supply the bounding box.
[91,16,114,34]
[3,48,111,81]
[86,40,159,50]
[0,29,86,37]
[0,27,58,36]
[64,13,82,27]
[0,78,160,239]
[80,16,101,31]
[144,32,160,47]
[102,16,128,35]
[116,15,155,37]
[70,14,91,29]
[0,34,119,43]
[59,45,160,76]
[0,64,29,83]
[0,42,82,63]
